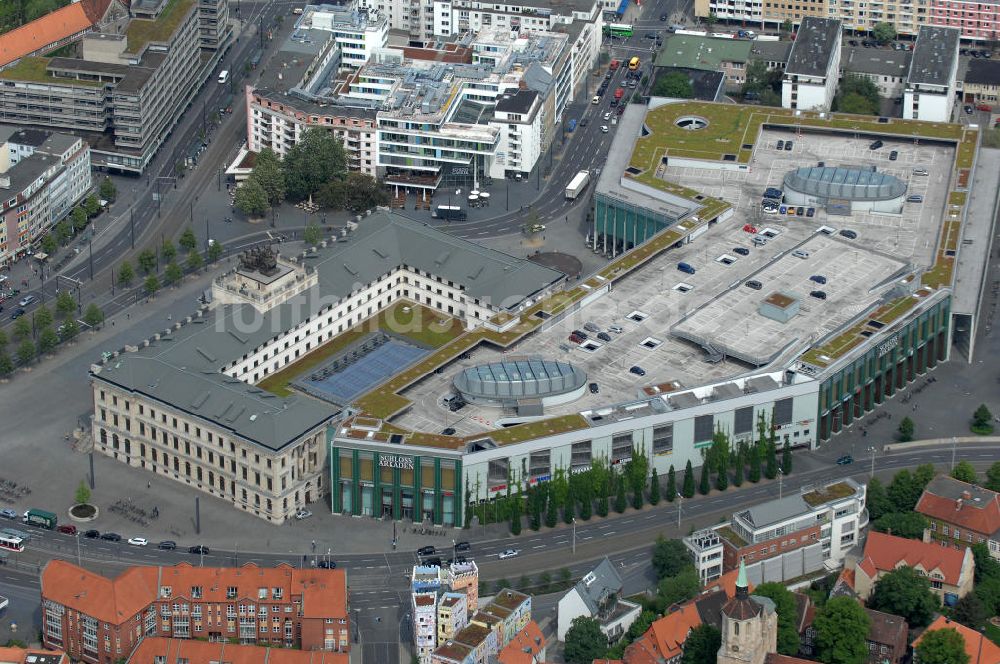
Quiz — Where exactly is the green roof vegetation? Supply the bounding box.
[802,481,856,506]
[0,57,103,87]
[355,101,979,443]
[258,301,464,397]
[125,0,196,53]
[717,525,748,547]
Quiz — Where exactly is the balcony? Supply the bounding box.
[858,508,869,530]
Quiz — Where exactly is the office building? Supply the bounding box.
[0,0,228,174]
[40,560,350,663]
[904,26,961,122]
[684,478,868,584]
[781,18,842,111]
[0,127,91,265]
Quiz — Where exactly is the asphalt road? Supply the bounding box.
[2,440,998,615]
[0,0,297,331]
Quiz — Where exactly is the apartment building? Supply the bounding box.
[498,621,546,664]
[694,0,764,27]
[245,28,378,175]
[928,0,1000,41]
[295,5,389,68]
[684,478,868,584]
[430,589,531,664]
[0,0,227,174]
[128,638,349,664]
[437,593,469,643]
[0,0,128,70]
[915,475,1000,559]
[840,46,911,97]
[40,560,350,664]
[415,592,440,663]
[0,127,91,265]
[781,17,842,111]
[961,59,1000,105]
[903,25,961,122]
[411,561,481,663]
[854,531,975,606]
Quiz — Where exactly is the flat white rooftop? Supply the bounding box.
[671,233,910,365]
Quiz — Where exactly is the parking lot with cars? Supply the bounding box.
[393,127,956,438]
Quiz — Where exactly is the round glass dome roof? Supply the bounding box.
[453,358,587,401]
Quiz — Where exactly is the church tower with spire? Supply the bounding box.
[717,561,778,664]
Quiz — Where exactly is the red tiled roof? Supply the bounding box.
[913,616,1000,664]
[0,647,68,664]
[0,0,112,68]
[41,560,348,625]
[705,568,755,598]
[625,601,702,664]
[916,478,1000,536]
[837,568,855,590]
[499,620,545,664]
[128,638,350,664]
[857,531,969,586]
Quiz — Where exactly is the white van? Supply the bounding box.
[218,70,229,84]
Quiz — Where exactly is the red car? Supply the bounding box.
[57,524,77,535]
[976,103,992,112]
[569,333,584,344]
[742,224,758,234]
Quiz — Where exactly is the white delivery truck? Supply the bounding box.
[565,170,591,200]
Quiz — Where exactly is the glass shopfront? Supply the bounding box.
[331,446,463,527]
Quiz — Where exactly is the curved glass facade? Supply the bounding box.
[783,167,906,201]
[454,358,587,401]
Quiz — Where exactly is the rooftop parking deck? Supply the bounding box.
[384,128,958,440]
[672,233,909,365]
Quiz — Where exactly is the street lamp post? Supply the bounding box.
[868,446,877,479]
[951,436,957,470]
[572,518,577,554]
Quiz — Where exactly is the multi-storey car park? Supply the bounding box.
[90,98,982,526]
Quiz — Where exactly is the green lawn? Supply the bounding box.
[126,0,196,53]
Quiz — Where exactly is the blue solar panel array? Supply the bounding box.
[303,340,429,404]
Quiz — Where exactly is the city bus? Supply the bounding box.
[0,534,24,553]
[628,56,640,70]
[603,23,633,38]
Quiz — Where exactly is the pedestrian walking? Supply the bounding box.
[147,481,151,489]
